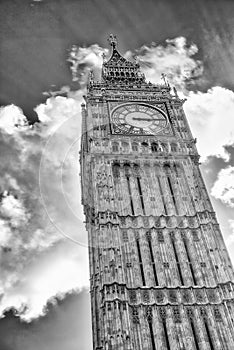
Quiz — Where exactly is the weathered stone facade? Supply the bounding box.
[80,35,234,350]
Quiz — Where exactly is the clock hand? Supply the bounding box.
[132,117,164,121]
[132,117,152,121]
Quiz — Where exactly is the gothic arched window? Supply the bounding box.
[141,142,148,152]
[171,143,177,152]
[122,142,129,152]
[132,142,138,152]
[133,164,140,176]
[161,143,167,152]
[124,163,131,176]
[112,142,119,152]
[163,163,171,174]
[151,142,158,152]
[112,163,120,178]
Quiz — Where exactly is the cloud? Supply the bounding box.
[0,241,89,321]
[68,44,108,83]
[0,192,30,228]
[0,90,89,321]
[224,220,234,246]
[211,166,234,208]
[184,87,234,161]
[0,105,30,135]
[134,37,203,90]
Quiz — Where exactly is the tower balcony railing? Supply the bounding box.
[88,80,171,93]
[90,140,196,157]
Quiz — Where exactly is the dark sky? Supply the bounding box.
[1,0,234,349]
[1,0,234,121]
[0,290,92,350]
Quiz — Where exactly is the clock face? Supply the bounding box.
[111,103,168,135]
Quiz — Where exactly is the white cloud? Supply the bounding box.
[224,220,234,246]
[0,90,88,320]
[68,44,107,83]
[211,166,234,207]
[184,87,234,161]
[0,105,30,134]
[135,37,203,90]
[0,192,30,228]
[0,241,89,321]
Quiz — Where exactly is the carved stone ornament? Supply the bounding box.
[145,306,153,323]
[195,289,205,303]
[143,217,149,227]
[187,307,194,319]
[129,290,137,304]
[143,290,150,304]
[132,306,140,324]
[158,230,164,243]
[200,307,207,318]
[207,289,217,303]
[214,308,222,322]
[168,289,177,303]
[159,307,167,320]
[155,290,165,304]
[173,306,181,323]
[182,289,191,303]
[120,217,126,226]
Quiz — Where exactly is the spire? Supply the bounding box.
[161,73,170,88]
[102,34,145,84]
[108,34,118,49]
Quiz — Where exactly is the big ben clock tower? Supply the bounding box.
[80,35,234,349]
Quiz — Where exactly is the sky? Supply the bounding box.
[0,0,234,349]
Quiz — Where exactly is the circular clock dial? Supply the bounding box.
[111,103,167,135]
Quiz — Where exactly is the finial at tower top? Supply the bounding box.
[108,34,118,49]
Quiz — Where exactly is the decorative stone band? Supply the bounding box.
[95,210,217,228]
[98,282,234,306]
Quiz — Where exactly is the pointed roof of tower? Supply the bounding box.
[102,34,145,84]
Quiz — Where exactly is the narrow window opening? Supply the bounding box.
[157,176,168,215]
[136,239,146,286]
[137,177,145,215]
[183,239,197,285]
[112,142,119,152]
[149,321,156,350]
[151,142,158,152]
[163,321,171,350]
[141,142,148,152]
[132,142,138,152]
[190,321,199,350]
[148,238,158,286]
[167,176,178,215]
[126,176,134,215]
[171,239,184,285]
[204,321,215,350]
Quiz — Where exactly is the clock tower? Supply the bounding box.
[80,35,234,350]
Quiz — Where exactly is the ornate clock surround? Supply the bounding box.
[109,101,171,136]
